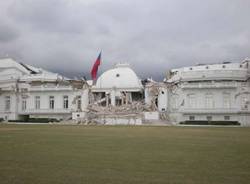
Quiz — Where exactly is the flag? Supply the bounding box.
[91,52,101,80]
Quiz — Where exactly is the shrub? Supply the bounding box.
[180,121,240,126]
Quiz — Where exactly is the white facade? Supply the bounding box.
[0,58,89,121]
[157,59,250,126]
[1,57,249,126]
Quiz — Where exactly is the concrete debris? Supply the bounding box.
[88,101,145,115]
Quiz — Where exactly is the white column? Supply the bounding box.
[125,92,129,105]
[111,90,116,106]
[106,94,109,107]
[81,89,89,110]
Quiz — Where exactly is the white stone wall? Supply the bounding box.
[158,87,168,112]
[164,72,250,125]
[17,87,89,120]
[1,58,250,125]
[100,117,142,125]
[0,58,89,121]
[144,111,159,120]
[0,87,89,121]
[0,91,19,121]
[144,87,153,106]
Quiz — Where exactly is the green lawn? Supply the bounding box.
[0,124,250,184]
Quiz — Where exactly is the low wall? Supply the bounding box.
[93,114,142,125]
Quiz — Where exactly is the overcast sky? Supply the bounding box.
[0,0,249,80]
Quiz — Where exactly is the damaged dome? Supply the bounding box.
[94,63,143,91]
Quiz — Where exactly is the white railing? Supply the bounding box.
[184,70,247,79]
[179,108,241,114]
[29,86,72,91]
[171,69,248,82]
[181,82,237,89]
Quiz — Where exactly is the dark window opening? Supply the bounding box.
[224,116,230,120]
[207,116,212,121]
[155,98,158,108]
[189,116,195,121]
[116,98,122,106]
[131,92,143,101]
[49,96,54,109]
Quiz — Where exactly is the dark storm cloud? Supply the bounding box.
[0,0,250,80]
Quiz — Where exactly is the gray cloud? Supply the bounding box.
[0,21,19,42]
[0,0,250,80]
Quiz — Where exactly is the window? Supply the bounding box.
[205,94,214,108]
[189,116,195,121]
[187,94,196,108]
[49,96,54,109]
[224,116,230,121]
[5,96,10,111]
[63,96,68,109]
[241,95,248,110]
[22,98,27,111]
[222,65,226,68]
[116,98,122,106]
[35,96,40,109]
[21,88,28,92]
[223,93,231,108]
[116,74,120,77]
[77,96,81,110]
[207,116,212,121]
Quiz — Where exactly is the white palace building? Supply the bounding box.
[0,57,250,126]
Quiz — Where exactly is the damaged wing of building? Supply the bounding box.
[0,57,250,126]
[0,58,89,122]
[159,59,250,126]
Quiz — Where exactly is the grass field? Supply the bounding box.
[0,124,250,184]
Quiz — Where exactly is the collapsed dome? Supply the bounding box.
[95,63,143,91]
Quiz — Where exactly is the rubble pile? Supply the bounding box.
[88,101,145,115]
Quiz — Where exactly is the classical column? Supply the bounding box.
[125,92,130,105]
[121,92,125,105]
[106,94,109,107]
[111,90,116,106]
